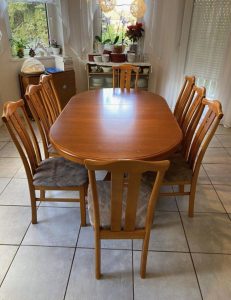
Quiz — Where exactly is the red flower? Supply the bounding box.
[125,22,144,43]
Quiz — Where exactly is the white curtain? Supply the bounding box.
[143,0,188,110]
[184,0,231,127]
[60,0,97,92]
[217,33,231,127]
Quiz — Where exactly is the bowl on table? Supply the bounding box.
[102,66,112,73]
[94,56,102,63]
[137,78,147,88]
[102,54,110,62]
[91,77,104,87]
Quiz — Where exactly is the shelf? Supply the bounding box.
[89,73,149,76]
[89,72,113,75]
[86,61,151,67]
[87,62,150,91]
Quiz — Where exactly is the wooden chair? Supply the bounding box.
[174,76,195,126]
[25,84,58,159]
[85,159,170,279]
[2,100,88,226]
[181,86,206,152]
[40,74,62,122]
[143,99,223,217]
[112,64,139,90]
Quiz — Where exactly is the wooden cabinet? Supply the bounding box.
[86,62,151,90]
[19,70,76,117]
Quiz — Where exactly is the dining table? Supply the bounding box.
[49,88,182,164]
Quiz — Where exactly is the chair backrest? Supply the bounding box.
[184,99,223,173]
[40,74,62,122]
[25,84,51,158]
[174,75,195,125]
[85,159,169,234]
[112,65,139,90]
[2,100,41,184]
[181,86,206,155]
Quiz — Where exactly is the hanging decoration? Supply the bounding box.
[130,0,147,19]
[99,0,116,13]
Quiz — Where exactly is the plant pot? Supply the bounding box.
[111,53,126,63]
[112,45,125,54]
[129,44,138,53]
[52,47,60,55]
[127,52,136,63]
[88,54,101,62]
[17,48,24,58]
[97,43,104,54]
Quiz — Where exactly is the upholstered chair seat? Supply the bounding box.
[142,154,193,186]
[33,157,88,187]
[87,181,153,229]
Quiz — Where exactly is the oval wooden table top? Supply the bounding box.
[50,88,182,164]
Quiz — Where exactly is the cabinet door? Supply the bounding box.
[52,70,76,109]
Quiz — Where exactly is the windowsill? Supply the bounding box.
[9,56,56,62]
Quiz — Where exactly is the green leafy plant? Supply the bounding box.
[95,35,119,45]
[10,37,28,49]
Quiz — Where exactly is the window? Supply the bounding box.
[99,0,137,44]
[7,1,49,56]
[185,0,231,97]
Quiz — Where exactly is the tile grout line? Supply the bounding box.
[63,223,82,300]
[202,165,231,222]
[175,195,204,300]
[0,204,40,289]
[0,176,15,197]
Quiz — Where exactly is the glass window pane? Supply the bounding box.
[7,2,49,56]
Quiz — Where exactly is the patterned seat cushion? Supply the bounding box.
[33,157,88,187]
[87,181,153,229]
[142,153,193,186]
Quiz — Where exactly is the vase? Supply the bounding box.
[129,43,138,54]
[52,47,60,55]
[97,43,104,54]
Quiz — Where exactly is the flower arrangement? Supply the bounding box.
[125,22,144,43]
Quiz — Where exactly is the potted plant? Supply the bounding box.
[50,39,61,55]
[125,22,144,53]
[10,38,28,58]
[95,36,112,53]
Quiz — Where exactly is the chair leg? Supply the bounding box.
[179,184,184,193]
[40,190,45,199]
[80,187,86,226]
[31,195,37,224]
[188,183,196,217]
[140,233,150,278]
[95,235,101,279]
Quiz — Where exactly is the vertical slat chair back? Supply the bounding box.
[186,99,223,172]
[174,76,195,126]
[86,160,169,232]
[112,65,139,90]
[181,86,206,156]
[2,100,41,183]
[86,159,169,278]
[40,74,61,121]
[25,84,51,158]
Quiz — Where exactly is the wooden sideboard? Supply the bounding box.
[19,70,76,117]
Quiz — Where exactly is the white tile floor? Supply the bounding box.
[0,124,231,300]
